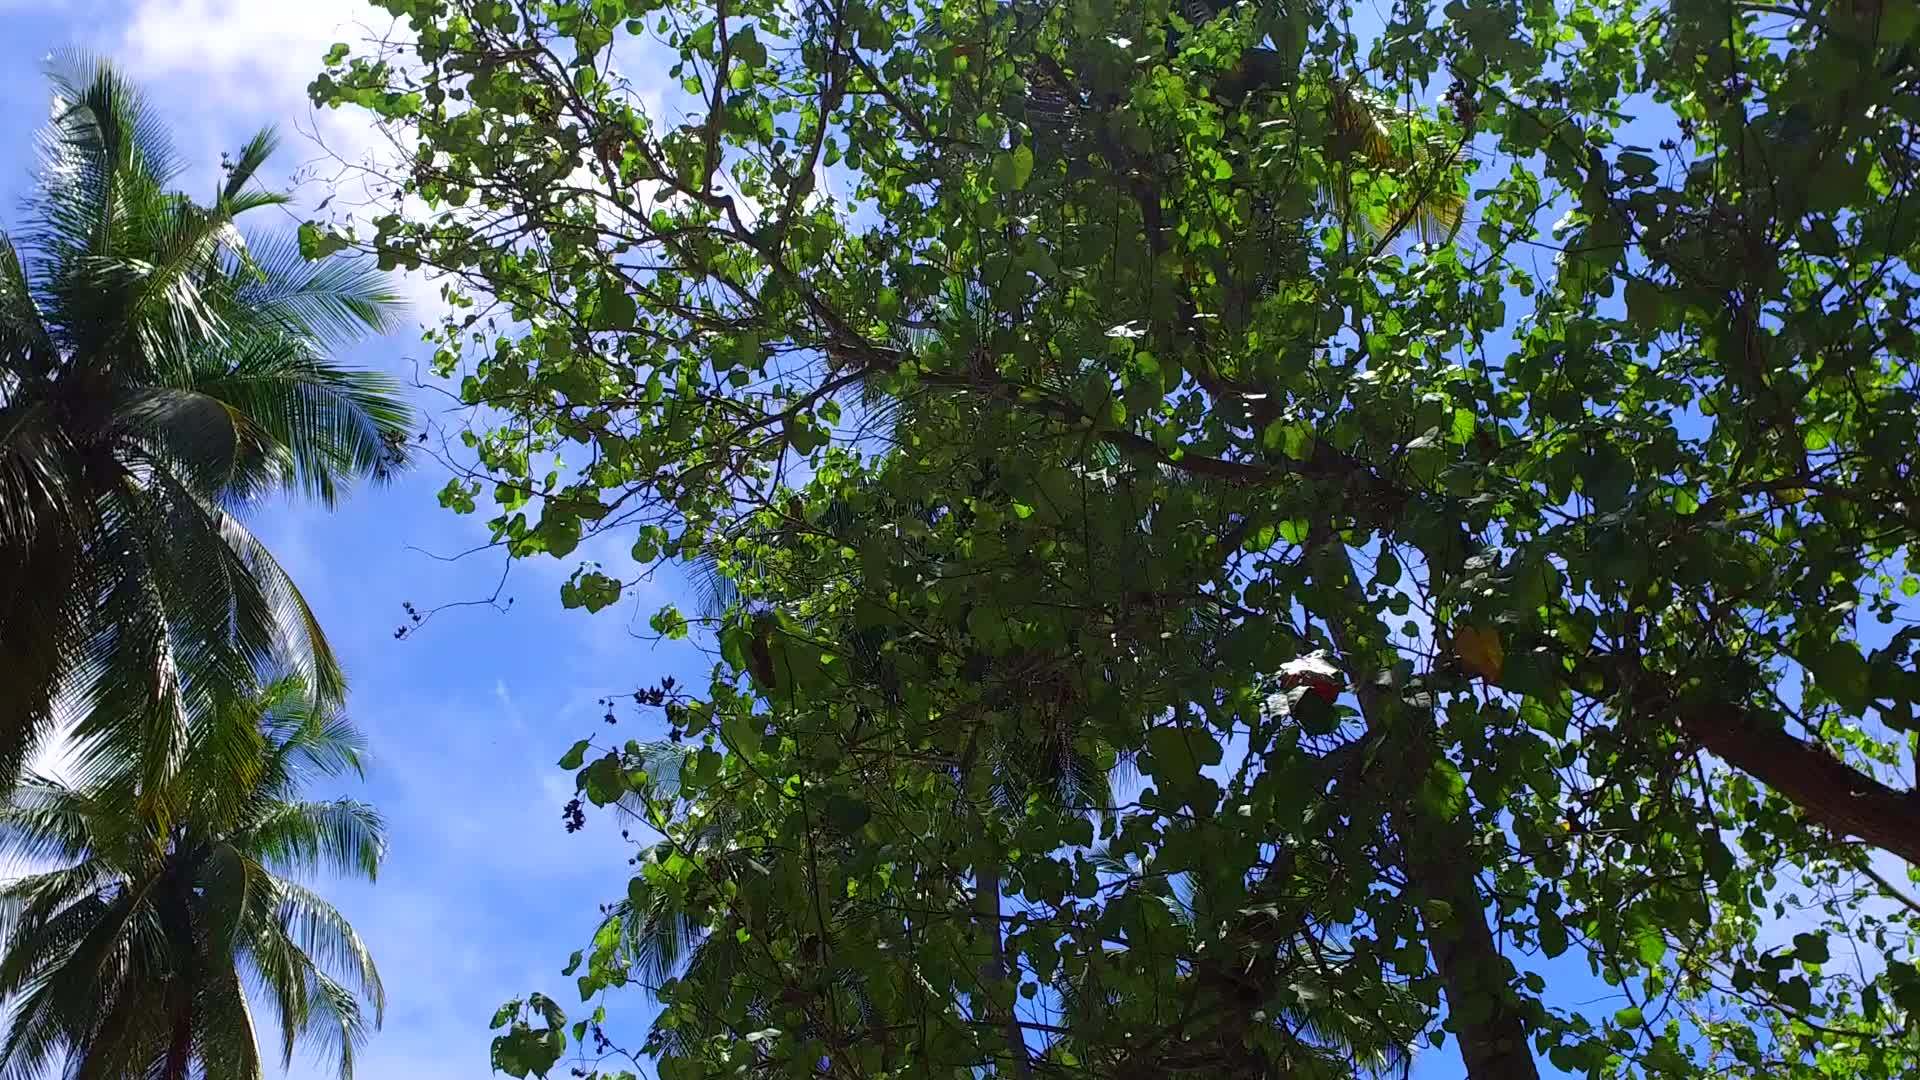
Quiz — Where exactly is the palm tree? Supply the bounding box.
[0,674,385,1080]
[0,54,412,790]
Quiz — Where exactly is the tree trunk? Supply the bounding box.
[1678,700,1920,864]
[1387,746,1540,1079]
[975,860,1031,1078]
[157,867,198,1080]
[1321,544,1540,1080]
[1560,654,1920,866]
[163,999,193,1080]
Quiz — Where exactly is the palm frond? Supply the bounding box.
[0,861,118,957]
[63,555,193,803]
[256,686,367,783]
[0,398,89,783]
[220,189,293,218]
[265,878,385,1018]
[65,473,285,800]
[682,550,742,618]
[198,840,262,959]
[29,51,181,299]
[619,874,709,989]
[42,51,181,191]
[241,908,309,1071]
[159,333,414,505]
[0,874,147,1004]
[0,982,74,1080]
[1326,78,1466,244]
[0,391,85,545]
[231,230,405,345]
[87,198,240,373]
[0,232,55,377]
[0,57,399,1080]
[67,476,349,797]
[195,965,264,1080]
[0,776,104,866]
[219,127,280,206]
[210,513,345,706]
[175,681,275,829]
[244,800,386,882]
[293,970,373,1080]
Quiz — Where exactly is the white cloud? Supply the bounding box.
[115,0,401,187]
[114,0,449,321]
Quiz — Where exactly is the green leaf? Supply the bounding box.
[1801,638,1874,714]
[1262,419,1314,460]
[1777,975,1813,1012]
[1449,407,1476,445]
[1293,692,1340,736]
[992,144,1035,192]
[561,570,623,612]
[586,276,636,330]
[1145,725,1223,785]
[784,413,825,455]
[722,711,762,757]
[1539,910,1569,958]
[297,221,349,259]
[1792,931,1829,965]
[1624,278,1663,327]
[309,7,1920,1073]
[583,754,627,806]
[1633,925,1667,966]
[1417,758,1468,819]
[558,739,591,770]
[825,793,871,832]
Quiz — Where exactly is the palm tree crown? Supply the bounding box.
[0,53,414,790]
[0,674,386,1080]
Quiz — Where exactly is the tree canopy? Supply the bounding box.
[0,55,415,789]
[0,674,386,1080]
[314,0,1920,1076]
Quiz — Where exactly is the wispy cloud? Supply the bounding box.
[115,0,448,319]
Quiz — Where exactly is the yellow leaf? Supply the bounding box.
[1454,624,1504,682]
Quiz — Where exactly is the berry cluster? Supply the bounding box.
[392,600,422,640]
[1445,77,1477,127]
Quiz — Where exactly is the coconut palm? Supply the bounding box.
[0,54,412,790]
[0,674,385,1080]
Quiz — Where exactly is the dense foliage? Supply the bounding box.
[316,0,1920,1076]
[0,56,414,789]
[0,675,386,1080]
